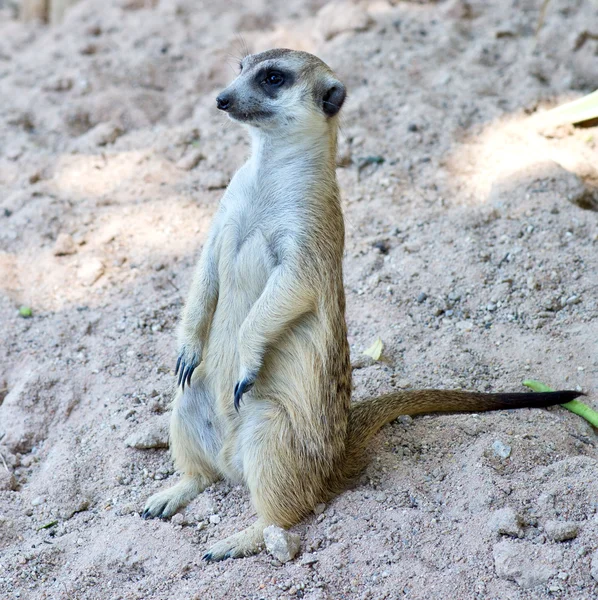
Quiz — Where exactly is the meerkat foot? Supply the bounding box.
[203,519,267,561]
[142,475,208,519]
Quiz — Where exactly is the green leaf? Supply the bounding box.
[363,337,383,361]
[19,306,32,318]
[37,520,58,531]
[544,90,598,125]
[523,379,598,428]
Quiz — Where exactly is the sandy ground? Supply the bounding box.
[1,0,598,598]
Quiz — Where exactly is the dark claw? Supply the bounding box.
[223,551,232,560]
[233,378,255,412]
[202,553,213,562]
[142,509,151,520]
[185,365,193,388]
[176,353,199,390]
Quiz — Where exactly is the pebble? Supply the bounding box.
[78,258,105,286]
[590,550,598,581]
[124,415,169,449]
[492,440,512,459]
[203,171,228,190]
[489,508,523,537]
[544,520,578,542]
[300,554,319,566]
[263,525,301,563]
[209,514,221,524]
[31,497,45,507]
[351,354,375,369]
[176,149,204,171]
[53,233,77,256]
[0,469,17,491]
[316,0,373,41]
[313,503,326,516]
[493,540,559,589]
[416,292,428,303]
[89,122,123,146]
[171,513,185,526]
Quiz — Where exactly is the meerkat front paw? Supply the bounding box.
[233,376,255,412]
[142,487,184,519]
[175,346,201,390]
[142,477,205,519]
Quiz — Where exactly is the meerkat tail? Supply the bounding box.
[342,389,584,478]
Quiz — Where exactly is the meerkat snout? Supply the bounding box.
[215,48,347,129]
[216,93,232,111]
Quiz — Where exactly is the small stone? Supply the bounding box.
[375,492,387,503]
[489,508,523,537]
[176,149,204,171]
[316,1,373,41]
[209,514,221,524]
[395,380,411,390]
[65,498,90,519]
[544,520,578,542]
[89,122,123,146]
[43,77,73,92]
[78,258,105,286]
[53,233,77,256]
[203,171,228,190]
[492,440,511,459]
[171,513,185,526]
[313,503,326,516]
[416,292,428,303]
[300,554,319,566]
[263,525,301,563]
[493,540,558,589]
[486,302,497,312]
[125,415,169,449]
[351,355,375,370]
[0,469,17,491]
[31,497,45,507]
[590,550,598,581]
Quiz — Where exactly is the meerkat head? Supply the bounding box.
[215,49,346,134]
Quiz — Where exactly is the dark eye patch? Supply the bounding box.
[253,67,294,98]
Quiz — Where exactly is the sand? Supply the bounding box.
[1,0,597,598]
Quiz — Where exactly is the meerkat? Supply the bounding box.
[142,48,583,561]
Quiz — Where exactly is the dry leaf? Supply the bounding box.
[363,337,383,360]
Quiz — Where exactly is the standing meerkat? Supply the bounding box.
[142,49,583,561]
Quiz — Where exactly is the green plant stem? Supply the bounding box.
[523,379,598,428]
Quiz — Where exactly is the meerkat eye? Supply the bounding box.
[263,71,284,87]
[238,61,243,72]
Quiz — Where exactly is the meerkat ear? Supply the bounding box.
[321,80,346,117]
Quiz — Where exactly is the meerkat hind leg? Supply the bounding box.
[203,518,268,561]
[143,379,221,519]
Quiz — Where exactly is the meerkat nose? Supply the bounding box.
[216,94,232,111]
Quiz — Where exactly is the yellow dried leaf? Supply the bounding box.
[363,337,383,361]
